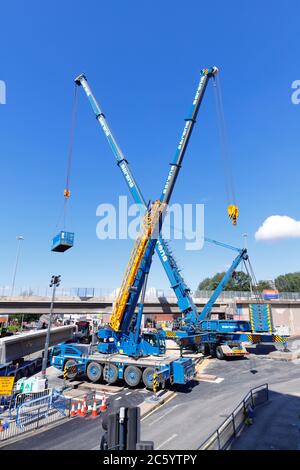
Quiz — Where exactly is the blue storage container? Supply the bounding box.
[51,231,74,252]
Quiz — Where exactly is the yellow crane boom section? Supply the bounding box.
[110,200,165,332]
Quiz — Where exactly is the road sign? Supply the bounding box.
[0,376,14,396]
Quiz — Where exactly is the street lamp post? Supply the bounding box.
[11,235,24,296]
[41,275,61,377]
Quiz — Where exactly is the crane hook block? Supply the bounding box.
[64,188,71,198]
[227,204,239,225]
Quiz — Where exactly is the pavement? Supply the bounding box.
[232,389,300,450]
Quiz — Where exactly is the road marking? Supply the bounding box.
[115,396,122,401]
[215,377,224,383]
[148,404,179,426]
[156,433,178,450]
[126,392,132,395]
[141,392,177,422]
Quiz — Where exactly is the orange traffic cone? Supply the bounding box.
[100,393,107,412]
[76,400,81,415]
[80,400,86,417]
[91,399,98,418]
[70,401,76,417]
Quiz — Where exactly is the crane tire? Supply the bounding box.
[87,362,102,382]
[64,359,78,379]
[124,366,142,387]
[216,346,225,360]
[103,364,118,384]
[142,367,155,389]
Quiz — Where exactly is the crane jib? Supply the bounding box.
[76,68,217,339]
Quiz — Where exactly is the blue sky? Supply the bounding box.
[0,0,299,292]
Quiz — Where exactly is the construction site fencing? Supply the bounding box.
[13,388,53,410]
[0,390,71,443]
[198,384,269,450]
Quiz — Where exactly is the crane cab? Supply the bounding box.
[51,231,74,252]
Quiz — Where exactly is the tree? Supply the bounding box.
[197,271,251,292]
[9,314,42,323]
[256,280,273,292]
[275,272,300,292]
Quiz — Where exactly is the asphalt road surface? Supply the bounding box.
[3,352,300,450]
[1,388,150,450]
[141,355,300,449]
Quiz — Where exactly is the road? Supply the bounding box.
[2,352,300,450]
[141,355,300,449]
[1,388,150,450]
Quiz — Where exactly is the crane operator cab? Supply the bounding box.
[97,327,166,357]
[142,330,166,355]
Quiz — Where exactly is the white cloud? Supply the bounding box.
[255,215,300,241]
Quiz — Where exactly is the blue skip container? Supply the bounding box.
[51,231,74,252]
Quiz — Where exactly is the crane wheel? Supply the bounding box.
[142,367,155,389]
[87,362,102,382]
[64,359,78,379]
[216,346,225,360]
[103,364,118,384]
[124,366,142,387]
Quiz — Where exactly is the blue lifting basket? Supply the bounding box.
[51,231,74,252]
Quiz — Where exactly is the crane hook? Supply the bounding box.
[227,204,239,225]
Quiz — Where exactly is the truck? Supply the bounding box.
[0,356,43,382]
[51,342,194,388]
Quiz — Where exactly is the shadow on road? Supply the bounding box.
[232,389,300,450]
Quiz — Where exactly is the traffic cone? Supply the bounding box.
[91,399,98,418]
[76,400,81,415]
[70,401,76,417]
[80,400,86,417]
[100,393,107,412]
[82,396,88,414]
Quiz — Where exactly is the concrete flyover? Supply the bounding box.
[0,292,300,335]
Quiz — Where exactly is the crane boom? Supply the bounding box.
[76,68,217,337]
[111,68,217,338]
[198,248,248,321]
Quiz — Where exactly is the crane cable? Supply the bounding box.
[243,258,263,304]
[56,84,78,230]
[213,74,239,226]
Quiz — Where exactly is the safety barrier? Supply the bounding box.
[14,388,53,410]
[198,384,269,450]
[0,391,71,443]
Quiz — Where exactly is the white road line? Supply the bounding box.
[156,433,178,450]
[215,377,224,383]
[115,396,122,401]
[148,405,179,426]
[125,392,132,395]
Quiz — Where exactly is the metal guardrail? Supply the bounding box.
[198,384,269,450]
[1,286,300,300]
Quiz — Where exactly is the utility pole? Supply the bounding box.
[11,235,24,296]
[41,275,61,377]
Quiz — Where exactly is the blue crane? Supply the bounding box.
[76,70,286,360]
[75,67,218,357]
